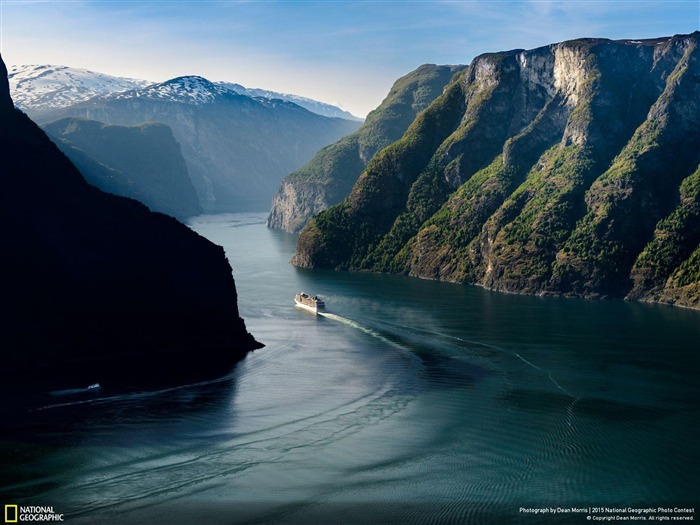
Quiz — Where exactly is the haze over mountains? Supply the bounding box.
[221,82,362,121]
[44,117,202,220]
[10,65,362,213]
[293,32,700,309]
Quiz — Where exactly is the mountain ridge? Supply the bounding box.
[221,81,362,121]
[8,64,150,110]
[10,64,360,120]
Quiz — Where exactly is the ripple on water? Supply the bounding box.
[4,214,698,524]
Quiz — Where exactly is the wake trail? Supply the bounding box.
[317,312,405,351]
[325,309,580,434]
[34,375,234,412]
[360,315,579,402]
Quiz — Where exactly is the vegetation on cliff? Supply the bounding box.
[626,165,700,307]
[294,33,700,309]
[268,64,464,233]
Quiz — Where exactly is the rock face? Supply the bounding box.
[43,117,202,220]
[293,33,700,310]
[30,76,361,212]
[268,64,464,233]
[0,55,261,389]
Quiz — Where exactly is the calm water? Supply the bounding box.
[2,213,698,524]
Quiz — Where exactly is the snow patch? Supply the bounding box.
[9,64,362,121]
[8,64,151,110]
[218,81,362,120]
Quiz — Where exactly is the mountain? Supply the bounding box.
[221,82,362,121]
[293,33,700,310]
[43,117,202,220]
[8,64,150,110]
[10,64,362,121]
[0,55,261,389]
[29,76,362,212]
[268,64,465,233]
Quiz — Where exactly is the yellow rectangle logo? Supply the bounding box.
[5,504,18,523]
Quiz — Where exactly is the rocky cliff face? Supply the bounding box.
[31,77,361,212]
[43,117,202,220]
[0,55,261,389]
[267,64,464,233]
[293,33,700,310]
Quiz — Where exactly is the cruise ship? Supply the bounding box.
[294,292,325,314]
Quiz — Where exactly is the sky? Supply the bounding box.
[1,1,698,118]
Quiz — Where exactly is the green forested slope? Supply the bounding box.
[268,64,464,232]
[294,33,700,309]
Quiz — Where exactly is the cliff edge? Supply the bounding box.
[0,54,262,389]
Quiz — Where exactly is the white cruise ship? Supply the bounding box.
[294,292,325,314]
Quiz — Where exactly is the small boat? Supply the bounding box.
[86,383,101,390]
[294,292,325,314]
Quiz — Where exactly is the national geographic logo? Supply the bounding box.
[4,505,64,522]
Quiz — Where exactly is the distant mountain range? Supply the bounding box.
[14,68,362,212]
[268,63,465,233]
[9,64,361,120]
[221,82,362,121]
[293,32,700,310]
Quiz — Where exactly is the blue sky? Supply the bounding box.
[2,1,698,117]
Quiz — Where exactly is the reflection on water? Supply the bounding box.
[1,213,698,524]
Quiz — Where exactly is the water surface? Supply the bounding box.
[2,213,698,524]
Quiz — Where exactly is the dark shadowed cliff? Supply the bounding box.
[293,33,700,309]
[268,64,465,233]
[0,55,261,389]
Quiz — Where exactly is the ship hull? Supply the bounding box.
[294,299,321,314]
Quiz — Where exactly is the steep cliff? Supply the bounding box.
[268,64,464,233]
[43,117,202,220]
[293,33,700,309]
[0,55,261,389]
[625,164,700,307]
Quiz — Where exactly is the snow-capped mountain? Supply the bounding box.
[220,82,362,121]
[109,76,234,105]
[107,76,362,119]
[8,64,151,110]
[107,76,302,110]
[9,64,361,120]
